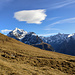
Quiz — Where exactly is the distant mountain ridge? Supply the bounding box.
[7,28,75,56]
[7,28,54,51]
[40,33,75,44]
[40,33,75,56]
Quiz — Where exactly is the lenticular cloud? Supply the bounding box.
[14,9,47,24]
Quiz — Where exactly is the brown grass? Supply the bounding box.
[0,33,75,75]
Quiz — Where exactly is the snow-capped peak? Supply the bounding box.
[7,28,42,45]
[15,27,19,30]
[13,28,26,33]
[13,28,21,32]
[7,28,27,40]
[68,33,75,39]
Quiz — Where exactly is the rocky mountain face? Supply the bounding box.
[58,37,75,56]
[7,28,54,51]
[40,33,75,56]
[7,28,42,45]
[21,32,42,45]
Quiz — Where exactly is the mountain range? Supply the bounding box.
[0,33,75,75]
[40,33,75,56]
[7,28,75,56]
[7,28,54,51]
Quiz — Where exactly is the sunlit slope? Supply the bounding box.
[0,33,75,75]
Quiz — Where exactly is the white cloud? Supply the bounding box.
[14,9,47,24]
[1,29,12,33]
[50,17,75,26]
[49,0,75,9]
[38,33,57,36]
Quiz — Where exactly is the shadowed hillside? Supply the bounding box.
[32,42,54,51]
[0,33,75,75]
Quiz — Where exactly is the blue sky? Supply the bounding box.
[0,0,75,36]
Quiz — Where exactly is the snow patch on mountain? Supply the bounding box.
[7,28,27,40]
[68,33,75,39]
[40,33,69,44]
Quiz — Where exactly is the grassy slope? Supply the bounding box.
[0,33,75,75]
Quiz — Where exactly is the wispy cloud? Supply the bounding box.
[50,17,75,26]
[44,28,62,31]
[44,27,64,33]
[47,17,60,21]
[49,0,75,9]
[44,17,75,32]
[38,33,57,37]
[1,29,12,33]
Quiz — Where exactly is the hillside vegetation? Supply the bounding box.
[0,33,75,75]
